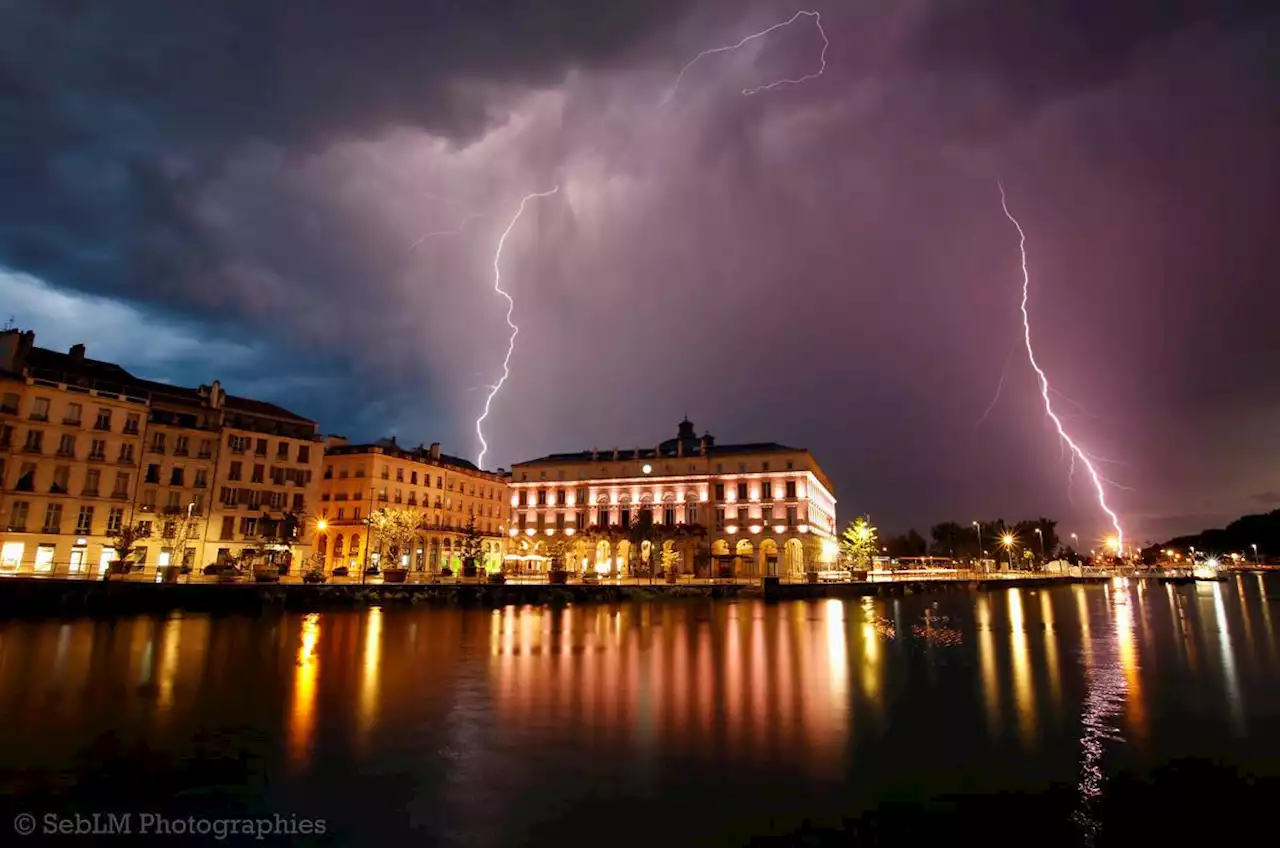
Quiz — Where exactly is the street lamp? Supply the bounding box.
[1034,527,1045,566]
[973,521,983,572]
[1001,533,1016,571]
[1251,543,1259,565]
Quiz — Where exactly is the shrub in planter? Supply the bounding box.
[440,566,453,578]
[203,563,224,576]
[302,570,327,584]
[487,573,506,585]
[331,565,350,578]
[461,557,478,579]
[548,569,569,585]
[806,571,819,584]
[107,560,132,576]
[382,568,409,584]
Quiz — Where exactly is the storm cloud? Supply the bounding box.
[2,0,1277,543]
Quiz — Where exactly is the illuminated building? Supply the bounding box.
[508,419,837,577]
[0,329,323,575]
[316,437,509,573]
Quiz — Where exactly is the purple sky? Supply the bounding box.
[2,1,1277,544]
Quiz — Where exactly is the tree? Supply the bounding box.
[159,511,202,575]
[840,516,878,569]
[107,521,149,564]
[370,507,420,572]
[460,516,485,567]
[885,528,928,558]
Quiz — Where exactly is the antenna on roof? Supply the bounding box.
[2,316,14,331]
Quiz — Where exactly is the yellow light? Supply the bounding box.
[749,525,762,534]
[525,528,536,536]
[773,525,785,534]
[1002,534,1014,547]
[857,527,870,540]
[565,527,576,536]
[315,519,328,532]
[726,525,738,535]
[1106,537,1120,551]
[508,528,518,537]
[821,539,839,560]
[545,528,554,536]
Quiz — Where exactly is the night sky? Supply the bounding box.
[3,1,1277,543]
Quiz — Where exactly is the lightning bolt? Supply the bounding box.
[409,212,483,252]
[999,182,1125,551]
[475,187,558,469]
[975,336,1019,428]
[661,10,828,105]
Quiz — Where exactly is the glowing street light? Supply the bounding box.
[973,521,984,571]
[1251,543,1259,565]
[1001,533,1016,570]
[1034,527,1045,565]
[315,518,328,532]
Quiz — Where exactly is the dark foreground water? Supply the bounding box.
[0,577,1277,845]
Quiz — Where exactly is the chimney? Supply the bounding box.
[429,442,441,459]
[209,379,224,409]
[68,343,85,368]
[699,436,708,456]
[326,435,349,448]
[612,446,619,461]
[677,439,684,458]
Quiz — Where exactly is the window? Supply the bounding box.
[251,464,264,483]
[337,508,345,520]
[410,471,418,485]
[715,508,725,530]
[117,443,134,463]
[170,466,184,486]
[51,465,69,493]
[248,490,262,510]
[240,517,257,537]
[191,493,204,513]
[577,510,586,527]
[166,491,180,510]
[43,503,63,533]
[395,468,403,482]
[30,397,50,421]
[150,432,166,453]
[737,483,748,501]
[686,505,699,525]
[352,507,360,521]
[194,469,208,488]
[736,508,747,525]
[518,491,527,506]
[107,507,124,533]
[34,545,56,573]
[140,489,156,511]
[76,506,94,535]
[787,506,797,525]
[297,445,310,464]
[111,472,130,498]
[785,481,796,499]
[620,508,631,527]
[199,439,213,459]
[556,512,566,530]
[228,461,242,482]
[436,476,443,489]
[124,413,140,435]
[15,462,35,491]
[64,402,83,425]
[277,442,289,460]
[715,463,723,474]
[89,439,106,461]
[229,435,248,453]
[786,460,794,471]
[57,433,76,457]
[144,464,160,484]
[269,491,284,509]
[94,408,112,431]
[763,506,773,523]
[762,481,772,500]
[762,461,770,472]
[83,469,101,496]
[537,489,547,506]
[175,435,189,456]
[0,392,18,414]
[664,506,675,525]
[255,439,267,456]
[292,493,304,511]
[9,501,30,531]
[714,484,724,501]
[23,429,43,452]
[220,486,238,506]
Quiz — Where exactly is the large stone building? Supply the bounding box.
[0,329,323,576]
[316,437,509,575]
[508,419,838,578]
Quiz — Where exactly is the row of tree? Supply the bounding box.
[869,518,1063,562]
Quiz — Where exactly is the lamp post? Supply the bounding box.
[1034,527,1045,567]
[973,521,983,573]
[1251,543,1259,566]
[1001,533,1015,571]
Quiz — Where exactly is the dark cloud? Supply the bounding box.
[2,0,1278,539]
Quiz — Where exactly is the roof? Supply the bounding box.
[22,344,315,425]
[517,441,801,466]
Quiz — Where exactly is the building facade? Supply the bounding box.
[316,437,509,575]
[508,419,838,578]
[0,329,323,576]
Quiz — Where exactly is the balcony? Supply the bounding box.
[122,425,139,435]
[197,451,212,460]
[148,445,165,454]
[87,453,106,463]
[0,404,17,416]
[41,525,61,534]
[82,488,99,497]
[62,417,82,427]
[193,480,207,489]
[22,444,42,454]
[93,421,111,432]
[49,484,67,495]
[6,524,27,532]
[174,447,189,457]
[110,491,129,500]
[29,412,48,422]
[55,448,75,458]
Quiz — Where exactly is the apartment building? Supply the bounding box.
[0,329,322,575]
[317,437,509,574]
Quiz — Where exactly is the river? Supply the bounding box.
[0,576,1276,845]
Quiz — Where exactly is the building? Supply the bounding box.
[316,437,509,574]
[508,419,838,578]
[0,329,323,575]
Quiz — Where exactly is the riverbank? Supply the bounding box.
[0,574,1113,618]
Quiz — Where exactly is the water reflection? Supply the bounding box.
[358,606,382,748]
[975,594,1000,735]
[1209,584,1244,735]
[290,612,320,770]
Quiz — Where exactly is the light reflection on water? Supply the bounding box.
[0,579,1275,844]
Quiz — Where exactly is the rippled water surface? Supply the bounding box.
[0,577,1276,844]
